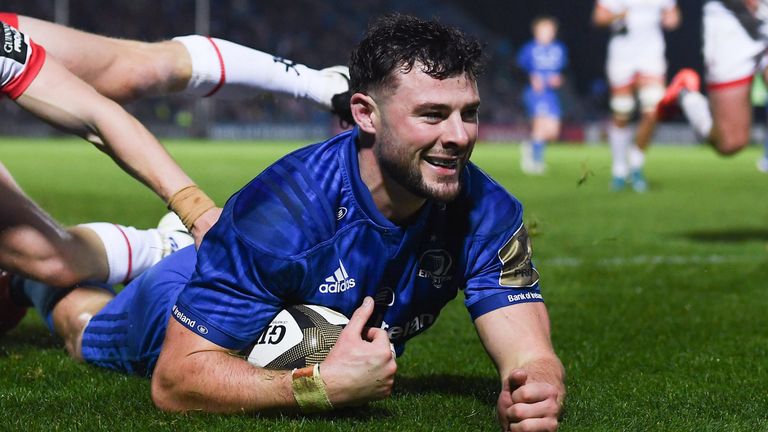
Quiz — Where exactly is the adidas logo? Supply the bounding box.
[318,260,356,294]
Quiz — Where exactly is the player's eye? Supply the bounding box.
[422,111,444,121]
[462,109,479,122]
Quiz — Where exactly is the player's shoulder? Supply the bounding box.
[448,163,524,237]
[226,130,355,257]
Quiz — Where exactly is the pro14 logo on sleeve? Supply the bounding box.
[497,225,540,287]
[2,22,28,64]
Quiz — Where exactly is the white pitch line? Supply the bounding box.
[540,254,765,268]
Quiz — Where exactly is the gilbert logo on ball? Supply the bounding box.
[243,305,348,370]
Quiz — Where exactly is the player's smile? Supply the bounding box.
[422,153,460,171]
[420,150,466,183]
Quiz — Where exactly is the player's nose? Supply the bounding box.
[441,111,473,149]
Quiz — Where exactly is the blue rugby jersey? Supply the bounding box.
[173,128,542,355]
[516,40,568,90]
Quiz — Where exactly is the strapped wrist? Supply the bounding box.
[166,185,215,231]
[291,363,333,413]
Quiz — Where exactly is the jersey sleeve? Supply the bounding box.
[0,21,46,100]
[462,200,543,321]
[172,206,307,350]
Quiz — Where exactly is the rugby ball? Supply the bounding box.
[242,305,348,369]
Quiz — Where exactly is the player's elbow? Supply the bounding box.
[150,359,199,412]
[150,368,186,412]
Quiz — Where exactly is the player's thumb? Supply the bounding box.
[343,296,374,337]
[508,369,528,390]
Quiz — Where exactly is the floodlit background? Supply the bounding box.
[1,2,767,431]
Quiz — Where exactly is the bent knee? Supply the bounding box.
[713,134,749,156]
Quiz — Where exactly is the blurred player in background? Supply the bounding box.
[0,13,352,122]
[593,0,680,192]
[3,14,565,430]
[516,16,568,175]
[657,0,768,172]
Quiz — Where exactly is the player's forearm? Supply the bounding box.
[16,57,202,206]
[151,350,298,413]
[91,107,196,202]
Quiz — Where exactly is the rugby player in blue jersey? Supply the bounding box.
[516,16,568,175]
[5,14,565,431]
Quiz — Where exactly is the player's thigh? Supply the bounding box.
[532,117,560,141]
[606,42,636,90]
[709,85,752,154]
[17,16,122,83]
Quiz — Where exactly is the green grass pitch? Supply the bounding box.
[1,137,767,431]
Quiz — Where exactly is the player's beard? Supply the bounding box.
[374,127,465,203]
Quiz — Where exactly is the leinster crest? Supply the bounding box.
[417,249,454,288]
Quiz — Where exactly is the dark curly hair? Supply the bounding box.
[349,14,485,95]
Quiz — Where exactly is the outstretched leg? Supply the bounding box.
[659,71,753,156]
[11,13,349,116]
[16,14,190,103]
[0,163,192,288]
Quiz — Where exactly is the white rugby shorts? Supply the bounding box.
[606,35,667,88]
[703,1,767,88]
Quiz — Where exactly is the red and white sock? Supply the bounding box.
[172,35,347,108]
[78,223,165,285]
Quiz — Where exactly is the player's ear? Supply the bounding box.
[350,92,378,134]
